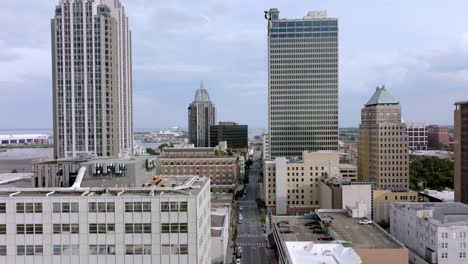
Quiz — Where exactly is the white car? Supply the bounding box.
[358,219,373,225]
[236,259,241,264]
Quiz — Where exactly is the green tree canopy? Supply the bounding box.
[410,157,453,191]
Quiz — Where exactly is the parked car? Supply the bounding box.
[236,258,241,264]
[318,236,334,241]
[239,207,243,212]
[312,230,325,234]
[277,221,290,228]
[358,219,373,225]
[307,225,321,229]
[305,221,320,227]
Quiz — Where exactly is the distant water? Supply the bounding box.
[0,129,52,135]
[134,140,164,149]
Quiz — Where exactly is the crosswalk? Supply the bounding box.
[238,234,264,238]
[237,242,267,247]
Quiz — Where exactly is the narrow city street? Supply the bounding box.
[234,151,268,264]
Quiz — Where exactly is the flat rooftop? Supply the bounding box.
[38,155,153,165]
[0,176,208,198]
[273,212,403,249]
[394,202,468,226]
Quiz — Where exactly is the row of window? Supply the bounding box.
[9,201,193,214]
[270,33,338,38]
[271,21,338,27]
[161,201,188,212]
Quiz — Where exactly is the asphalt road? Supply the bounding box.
[235,151,267,264]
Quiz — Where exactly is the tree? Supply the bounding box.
[158,143,173,151]
[10,169,18,173]
[243,175,249,185]
[146,148,156,155]
[245,159,253,168]
[410,157,454,191]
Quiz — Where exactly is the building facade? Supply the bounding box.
[455,101,468,205]
[0,176,211,264]
[358,86,409,189]
[391,202,468,264]
[427,125,450,149]
[209,122,248,150]
[319,178,372,219]
[263,151,341,215]
[188,82,216,148]
[160,148,240,192]
[52,0,133,159]
[262,133,270,160]
[406,122,428,151]
[373,188,418,222]
[266,9,339,159]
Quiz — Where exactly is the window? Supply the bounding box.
[161,244,188,255]
[179,223,188,233]
[0,225,5,235]
[143,202,151,212]
[53,224,79,234]
[461,242,466,249]
[89,202,114,213]
[179,244,188,255]
[161,223,187,233]
[0,203,5,213]
[441,252,448,259]
[17,224,42,234]
[53,245,79,255]
[179,202,188,212]
[89,245,115,255]
[0,246,6,256]
[16,203,42,213]
[17,245,42,256]
[89,223,114,234]
[441,242,448,248]
[170,202,178,211]
[161,202,169,212]
[161,223,170,233]
[125,244,152,255]
[88,202,97,212]
[460,252,466,259]
[161,201,186,212]
[125,223,151,234]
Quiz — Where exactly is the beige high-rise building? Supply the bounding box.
[51,0,133,159]
[358,86,409,188]
[265,9,339,159]
[455,101,468,204]
[263,151,341,215]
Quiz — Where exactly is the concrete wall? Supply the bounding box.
[275,158,288,215]
[342,184,372,219]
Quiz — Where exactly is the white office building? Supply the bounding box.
[406,122,428,151]
[0,175,211,264]
[391,202,468,264]
[52,0,133,158]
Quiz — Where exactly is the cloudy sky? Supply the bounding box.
[1,0,467,131]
